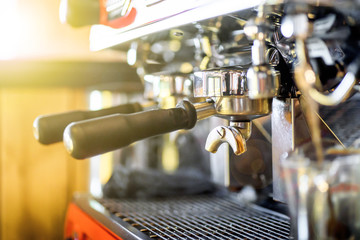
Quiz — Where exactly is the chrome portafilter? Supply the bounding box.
[193,67,277,156]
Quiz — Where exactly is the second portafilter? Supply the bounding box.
[63,66,278,160]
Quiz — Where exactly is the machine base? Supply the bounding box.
[65,193,291,240]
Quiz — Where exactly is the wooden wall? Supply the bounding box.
[0,0,132,238]
[0,88,89,240]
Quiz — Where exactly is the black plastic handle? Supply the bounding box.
[34,103,143,145]
[64,100,197,159]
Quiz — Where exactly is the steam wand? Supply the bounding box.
[281,13,357,162]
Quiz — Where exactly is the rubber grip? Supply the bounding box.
[64,100,197,159]
[34,103,143,145]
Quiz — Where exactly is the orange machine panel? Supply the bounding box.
[65,203,122,240]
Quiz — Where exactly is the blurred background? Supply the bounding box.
[0,0,135,239]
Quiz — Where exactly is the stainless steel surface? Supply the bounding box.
[193,68,248,98]
[194,101,217,121]
[144,74,193,100]
[89,0,262,50]
[250,39,267,66]
[246,65,279,99]
[272,98,295,202]
[97,194,291,240]
[272,97,334,202]
[244,16,268,66]
[230,121,252,141]
[205,125,247,155]
[215,96,272,121]
[193,68,273,121]
[244,4,279,99]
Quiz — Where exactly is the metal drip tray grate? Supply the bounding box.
[98,194,291,239]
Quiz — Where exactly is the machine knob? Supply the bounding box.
[34,103,143,145]
[63,100,197,159]
[59,0,100,27]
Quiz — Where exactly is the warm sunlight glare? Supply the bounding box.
[0,0,18,60]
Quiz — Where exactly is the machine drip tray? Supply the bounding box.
[91,194,291,240]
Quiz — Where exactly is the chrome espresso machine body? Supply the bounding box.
[35,0,360,239]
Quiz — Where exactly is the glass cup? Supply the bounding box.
[281,144,360,239]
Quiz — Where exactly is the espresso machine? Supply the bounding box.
[34,0,360,239]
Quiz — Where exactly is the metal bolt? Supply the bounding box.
[267,48,280,66]
[173,31,184,37]
[217,128,226,138]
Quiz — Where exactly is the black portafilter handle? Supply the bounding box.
[34,103,143,145]
[64,100,198,159]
